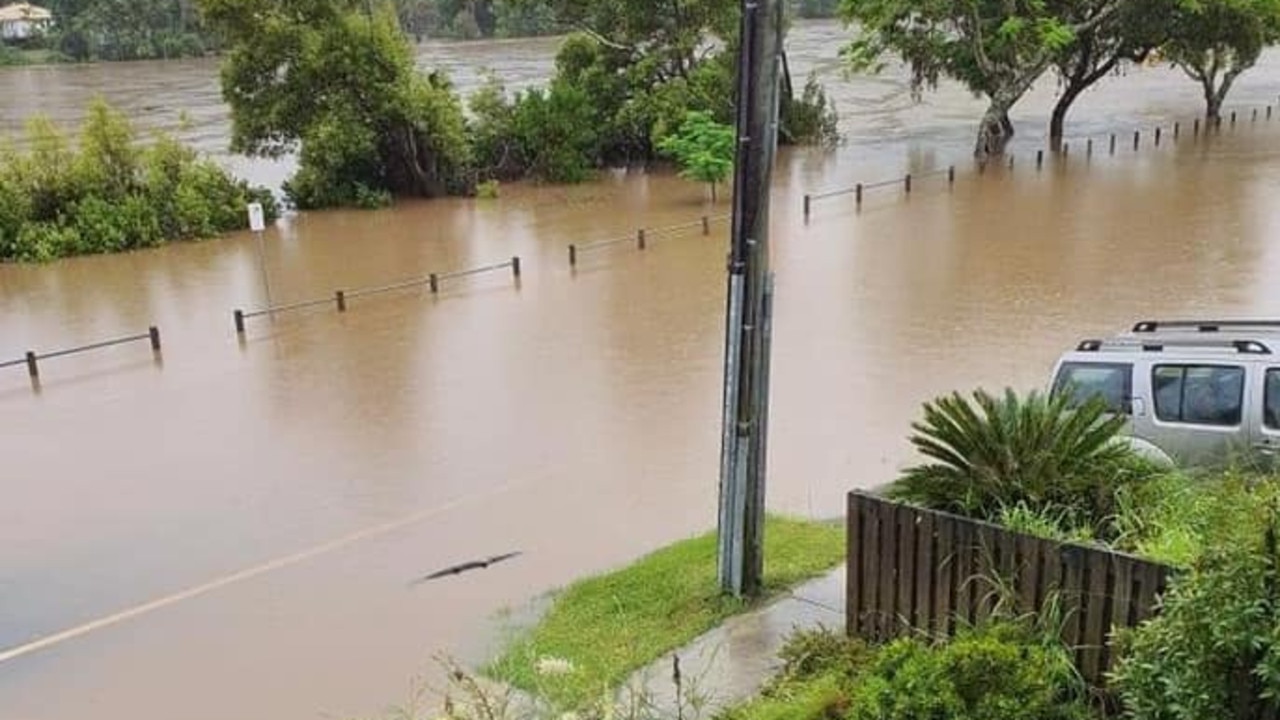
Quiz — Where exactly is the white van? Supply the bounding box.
[1049,320,1280,467]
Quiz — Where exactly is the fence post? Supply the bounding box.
[1194,118,1201,137]
[1109,133,1117,155]
[904,174,912,194]
[569,244,578,267]
[948,165,955,184]
[429,273,439,294]
[1036,149,1044,169]
[511,256,521,279]
[637,229,646,250]
[1231,110,1237,125]
[234,309,245,334]
[149,326,161,352]
[25,351,38,379]
[1062,142,1070,159]
[855,183,863,206]
[1253,108,1258,122]
[1155,127,1162,146]
[1087,138,1093,157]
[1269,106,1273,120]
[335,290,347,312]
[702,216,710,235]
[803,194,811,220]
[1133,130,1140,150]
[1174,122,1180,141]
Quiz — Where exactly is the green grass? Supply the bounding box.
[718,673,849,720]
[487,515,845,709]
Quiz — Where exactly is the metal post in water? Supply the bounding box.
[637,229,647,250]
[1174,122,1180,141]
[149,326,161,352]
[1194,118,1201,137]
[335,290,347,312]
[904,174,912,194]
[1110,134,1117,154]
[429,273,439,294]
[511,256,521,279]
[25,351,37,379]
[1037,149,1044,169]
[1231,111,1237,125]
[1155,127,1162,146]
[1253,108,1258,122]
[1087,138,1093,157]
[855,183,863,206]
[702,216,711,235]
[569,244,578,267]
[234,310,246,334]
[803,195,811,220]
[948,166,955,184]
[1268,106,1273,120]
[1133,130,1140,150]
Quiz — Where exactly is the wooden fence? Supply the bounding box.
[846,491,1176,686]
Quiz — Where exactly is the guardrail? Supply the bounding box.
[234,257,521,334]
[1,327,162,379]
[567,214,729,266]
[804,166,955,220]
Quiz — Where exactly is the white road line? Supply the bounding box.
[0,480,521,665]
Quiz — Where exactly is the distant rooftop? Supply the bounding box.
[0,2,53,22]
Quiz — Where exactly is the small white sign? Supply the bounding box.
[247,203,266,233]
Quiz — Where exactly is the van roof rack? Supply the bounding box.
[1132,319,1280,333]
[1077,338,1272,354]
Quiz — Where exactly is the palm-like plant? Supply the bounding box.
[890,389,1139,528]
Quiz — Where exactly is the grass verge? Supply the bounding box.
[486,514,845,709]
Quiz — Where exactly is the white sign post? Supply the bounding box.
[247,203,273,313]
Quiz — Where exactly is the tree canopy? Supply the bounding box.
[1163,0,1280,120]
[199,0,471,206]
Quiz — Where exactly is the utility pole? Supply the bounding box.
[717,0,783,599]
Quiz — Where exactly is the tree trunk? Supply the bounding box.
[975,101,1015,159]
[1050,85,1084,150]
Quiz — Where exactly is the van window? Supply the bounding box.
[1052,362,1132,414]
[1153,365,1245,427]
[1267,370,1280,430]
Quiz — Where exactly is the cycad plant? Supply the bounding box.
[890,389,1144,532]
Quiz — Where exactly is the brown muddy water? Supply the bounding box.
[2,19,1280,720]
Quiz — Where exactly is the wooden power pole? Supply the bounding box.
[717,0,783,598]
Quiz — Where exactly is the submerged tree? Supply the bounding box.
[839,0,1122,158]
[199,0,471,207]
[1163,0,1280,121]
[1048,0,1175,147]
[658,110,735,202]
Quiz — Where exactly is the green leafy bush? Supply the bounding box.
[780,73,840,146]
[658,110,735,201]
[890,388,1158,535]
[0,100,276,262]
[1112,528,1280,720]
[848,623,1090,720]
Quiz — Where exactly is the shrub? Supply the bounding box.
[1112,527,1280,720]
[890,388,1158,534]
[780,73,840,146]
[1,100,276,262]
[848,623,1090,720]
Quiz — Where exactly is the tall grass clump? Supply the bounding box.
[0,99,277,262]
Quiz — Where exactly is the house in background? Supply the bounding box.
[0,2,53,42]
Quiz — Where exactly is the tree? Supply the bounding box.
[198,0,471,207]
[840,0,1120,158]
[1163,0,1280,121]
[658,110,734,201]
[1048,0,1174,147]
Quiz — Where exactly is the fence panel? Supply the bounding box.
[846,491,1175,686]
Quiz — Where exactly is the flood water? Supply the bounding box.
[2,19,1280,720]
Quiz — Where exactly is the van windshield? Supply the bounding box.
[1052,362,1132,414]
